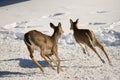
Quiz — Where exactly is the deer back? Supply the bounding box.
[70,19,96,44]
[24,22,63,51]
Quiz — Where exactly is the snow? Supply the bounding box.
[0,0,120,80]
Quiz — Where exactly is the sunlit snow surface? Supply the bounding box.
[0,0,120,80]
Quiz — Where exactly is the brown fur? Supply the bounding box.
[24,22,64,73]
[70,19,112,65]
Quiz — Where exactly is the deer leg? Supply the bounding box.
[85,45,90,56]
[40,49,55,70]
[46,54,58,68]
[86,41,105,64]
[53,55,63,72]
[79,43,89,56]
[53,51,63,73]
[79,43,87,54]
[46,54,57,65]
[95,40,112,65]
[27,46,44,72]
[46,53,63,72]
[46,54,53,62]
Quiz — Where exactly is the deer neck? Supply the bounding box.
[73,26,79,32]
[51,31,61,43]
[73,26,78,31]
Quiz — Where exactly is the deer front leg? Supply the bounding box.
[53,50,63,73]
[79,43,88,55]
[85,45,90,56]
[46,53,63,72]
[40,49,55,70]
[46,54,57,65]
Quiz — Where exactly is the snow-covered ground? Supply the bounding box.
[0,0,120,80]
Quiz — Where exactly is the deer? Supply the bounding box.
[24,22,64,73]
[70,19,112,65]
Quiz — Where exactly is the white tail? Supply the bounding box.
[24,22,64,73]
[70,19,112,65]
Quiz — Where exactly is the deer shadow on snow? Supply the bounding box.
[0,71,27,77]
[2,58,49,68]
[0,58,49,77]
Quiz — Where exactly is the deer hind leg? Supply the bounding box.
[95,39,112,65]
[27,46,44,72]
[40,49,55,70]
[87,43,105,63]
[85,33,105,63]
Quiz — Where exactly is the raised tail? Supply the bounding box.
[24,33,31,45]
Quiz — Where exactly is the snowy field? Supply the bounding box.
[0,0,120,80]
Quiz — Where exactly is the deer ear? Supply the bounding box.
[76,18,79,23]
[70,19,73,23]
[58,22,61,27]
[50,23,55,29]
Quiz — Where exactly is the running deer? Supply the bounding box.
[70,19,112,65]
[24,22,64,73]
